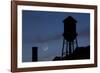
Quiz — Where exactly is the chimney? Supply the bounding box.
[32,47,38,62]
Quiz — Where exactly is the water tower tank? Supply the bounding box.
[63,16,77,42]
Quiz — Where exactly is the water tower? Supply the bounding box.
[62,16,78,58]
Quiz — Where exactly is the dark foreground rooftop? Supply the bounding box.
[53,46,90,61]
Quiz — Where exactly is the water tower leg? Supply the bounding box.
[76,38,78,48]
[71,41,74,53]
[62,39,65,58]
[66,41,68,55]
[69,42,71,54]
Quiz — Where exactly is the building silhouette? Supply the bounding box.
[53,46,90,61]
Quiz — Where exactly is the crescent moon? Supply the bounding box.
[43,46,48,52]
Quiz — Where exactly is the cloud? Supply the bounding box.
[23,33,63,44]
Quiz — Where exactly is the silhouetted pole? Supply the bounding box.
[62,16,78,58]
[32,47,38,62]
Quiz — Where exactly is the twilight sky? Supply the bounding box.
[22,10,90,62]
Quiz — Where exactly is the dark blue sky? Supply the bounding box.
[22,10,90,62]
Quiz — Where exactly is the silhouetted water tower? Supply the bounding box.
[62,16,78,57]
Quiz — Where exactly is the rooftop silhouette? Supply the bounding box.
[53,46,90,61]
